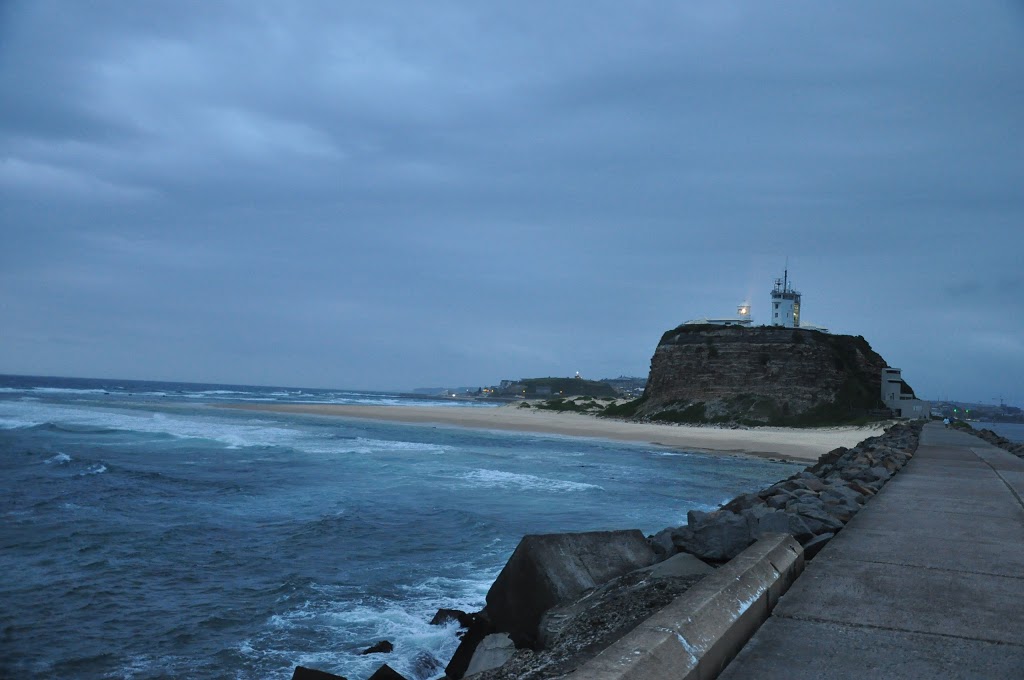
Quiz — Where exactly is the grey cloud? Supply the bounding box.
[1,1,1022,399]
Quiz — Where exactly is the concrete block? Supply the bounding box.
[561,533,803,680]
[774,557,1024,646]
[484,530,656,647]
[720,616,1024,680]
[640,552,714,579]
[464,633,516,677]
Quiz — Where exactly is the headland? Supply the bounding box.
[221,401,887,461]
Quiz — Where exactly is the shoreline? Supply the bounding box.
[219,402,889,462]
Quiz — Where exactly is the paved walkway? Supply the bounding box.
[719,422,1024,679]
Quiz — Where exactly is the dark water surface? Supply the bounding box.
[0,375,800,679]
[975,421,1024,443]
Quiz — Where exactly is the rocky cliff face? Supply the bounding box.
[636,325,890,425]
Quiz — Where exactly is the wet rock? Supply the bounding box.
[367,664,407,680]
[361,640,393,655]
[430,608,474,628]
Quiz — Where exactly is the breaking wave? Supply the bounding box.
[460,469,603,492]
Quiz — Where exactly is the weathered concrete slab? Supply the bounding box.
[890,460,990,476]
[719,616,1024,680]
[718,423,1024,678]
[994,469,1024,498]
[464,634,515,677]
[848,503,1024,538]
[860,490,1024,519]
[774,554,1024,645]
[821,527,1024,577]
[877,474,1009,494]
[562,534,803,680]
[973,449,1024,472]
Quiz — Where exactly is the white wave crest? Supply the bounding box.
[0,416,44,429]
[259,598,466,680]
[460,469,603,492]
[79,464,107,476]
[45,453,72,465]
[347,437,451,455]
[31,387,110,395]
[0,401,320,450]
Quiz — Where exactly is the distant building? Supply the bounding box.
[684,302,753,327]
[600,376,647,397]
[881,367,929,419]
[683,268,828,332]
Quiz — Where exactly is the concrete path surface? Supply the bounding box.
[718,422,1024,679]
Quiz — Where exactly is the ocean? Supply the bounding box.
[975,421,1024,443]
[0,375,801,680]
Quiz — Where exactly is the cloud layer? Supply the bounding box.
[2,1,1022,402]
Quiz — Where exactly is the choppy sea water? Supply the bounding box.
[0,375,801,679]
[975,421,1024,443]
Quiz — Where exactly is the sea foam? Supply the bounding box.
[460,469,603,492]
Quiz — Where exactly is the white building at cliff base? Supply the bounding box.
[881,367,929,419]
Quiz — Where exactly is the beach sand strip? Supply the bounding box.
[221,403,888,461]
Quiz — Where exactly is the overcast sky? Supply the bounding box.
[1,1,1022,403]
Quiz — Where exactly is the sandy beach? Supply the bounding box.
[222,402,889,461]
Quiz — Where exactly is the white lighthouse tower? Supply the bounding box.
[770,269,801,328]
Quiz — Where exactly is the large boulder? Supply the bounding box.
[483,530,656,648]
[430,608,475,628]
[672,510,754,562]
[360,640,393,655]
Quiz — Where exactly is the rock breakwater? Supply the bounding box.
[658,421,922,563]
[965,425,1024,458]
[297,423,923,680]
[444,423,922,679]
